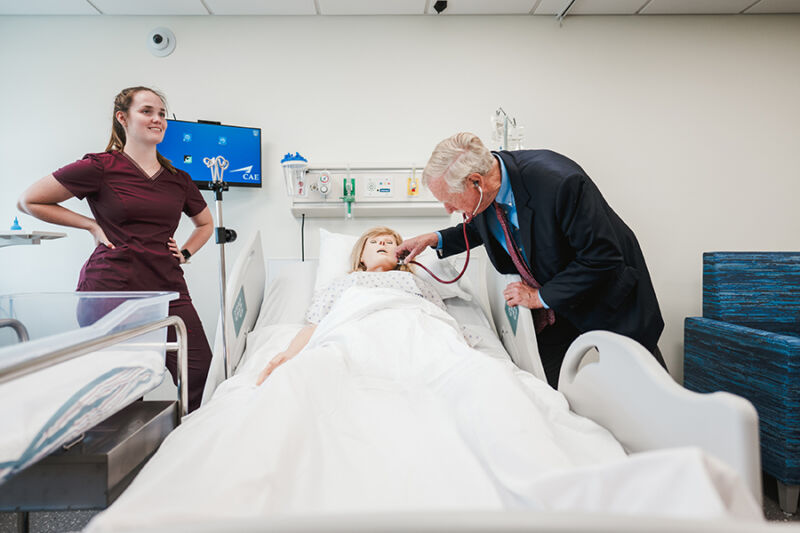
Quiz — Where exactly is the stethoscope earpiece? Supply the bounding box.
[471,183,484,218]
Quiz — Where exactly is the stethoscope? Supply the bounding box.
[402,183,482,284]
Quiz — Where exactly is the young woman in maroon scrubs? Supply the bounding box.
[18,86,214,412]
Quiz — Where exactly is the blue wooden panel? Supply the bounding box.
[703,252,800,336]
[685,317,800,484]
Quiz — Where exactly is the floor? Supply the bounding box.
[0,510,96,533]
[762,473,800,523]
[0,476,797,532]
[0,492,800,533]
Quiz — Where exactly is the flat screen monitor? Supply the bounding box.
[157,119,262,189]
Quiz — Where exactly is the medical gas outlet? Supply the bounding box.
[310,171,331,196]
[407,176,419,197]
[340,178,356,219]
[318,172,331,196]
[291,166,446,218]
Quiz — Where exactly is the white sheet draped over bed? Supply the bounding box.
[86,286,761,531]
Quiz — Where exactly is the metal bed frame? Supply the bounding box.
[0,315,189,417]
[0,312,190,532]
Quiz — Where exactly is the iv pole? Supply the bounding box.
[493,107,523,151]
[494,107,516,150]
[204,156,237,379]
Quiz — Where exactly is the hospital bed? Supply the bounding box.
[212,230,762,500]
[85,230,770,532]
[0,292,189,522]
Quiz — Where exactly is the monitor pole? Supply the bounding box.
[204,156,237,379]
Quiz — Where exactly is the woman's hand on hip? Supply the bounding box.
[168,238,185,263]
[89,223,115,249]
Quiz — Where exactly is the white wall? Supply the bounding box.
[1,14,798,381]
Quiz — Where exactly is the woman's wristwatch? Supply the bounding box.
[180,249,192,263]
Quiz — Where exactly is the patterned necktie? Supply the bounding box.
[493,202,556,333]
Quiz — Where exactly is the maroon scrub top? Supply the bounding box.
[53,151,207,297]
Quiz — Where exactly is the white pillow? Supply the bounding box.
[314,228,472,301]
[313,228,359,293]
[254,260,318,328]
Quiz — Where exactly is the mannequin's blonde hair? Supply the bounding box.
[350,227,410,273]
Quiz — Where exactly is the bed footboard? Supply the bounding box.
[559,330,762,504]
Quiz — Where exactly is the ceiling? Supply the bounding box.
[0,0,799,16]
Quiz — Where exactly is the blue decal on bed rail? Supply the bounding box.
[505,303,519,335]
[232,287,247,337]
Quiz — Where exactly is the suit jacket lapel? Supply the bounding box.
[471,191,511,272]
[495,152,534,266]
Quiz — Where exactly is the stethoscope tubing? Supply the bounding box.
[409,219,470,284]
[408,184,482,284]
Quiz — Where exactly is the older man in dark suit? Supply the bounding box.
[397,132,665,387]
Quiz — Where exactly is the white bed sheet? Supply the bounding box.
[0,349,165,483]
[86,286,760,532]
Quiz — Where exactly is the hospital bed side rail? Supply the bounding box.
[0,315,190,419]
[483,266,762,505]
[559,330,762,506]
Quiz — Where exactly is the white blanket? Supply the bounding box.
[86,287,761,531]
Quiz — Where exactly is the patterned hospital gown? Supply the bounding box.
[306,271,447,325]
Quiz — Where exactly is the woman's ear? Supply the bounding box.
[115,110,127,128]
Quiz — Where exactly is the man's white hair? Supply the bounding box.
[422,132,494,193]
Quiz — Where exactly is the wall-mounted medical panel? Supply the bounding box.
[290,166,448,218]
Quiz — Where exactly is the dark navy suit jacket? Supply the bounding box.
[438,150,664,353]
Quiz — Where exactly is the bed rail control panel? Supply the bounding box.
[291,166,448,218]
[0,400,177,511]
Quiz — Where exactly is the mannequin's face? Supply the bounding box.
[360,234,400,272]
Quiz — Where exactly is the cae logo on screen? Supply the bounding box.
[158,119,262,189]
[230,165,260,182]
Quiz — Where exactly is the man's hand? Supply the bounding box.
[395,233,438,264]
[504,281,544,309]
